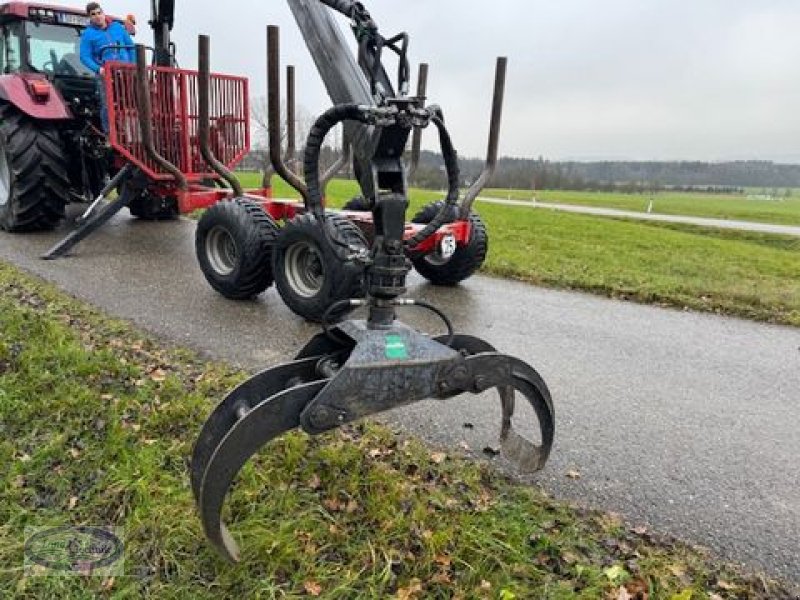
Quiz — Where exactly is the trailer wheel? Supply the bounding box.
[196,199,279,299]
[0,103,70,231]
[410,201,488,285]
[273,214,367,322]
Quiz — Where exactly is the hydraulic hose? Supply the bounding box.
[405,111,461,248]
[317,0,355,15]
[303,103,370,221]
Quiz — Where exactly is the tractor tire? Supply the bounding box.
[128,192,179,220]
[0,103,70,231]
[342,195,371,211]
[273,213,367,322]
[410,201,488,286]
[196,198,280,299]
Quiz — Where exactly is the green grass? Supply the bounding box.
[238,173,800,327]
[481,188,800,227]
[1,262,797,599]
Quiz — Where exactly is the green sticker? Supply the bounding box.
[385,334,408,360]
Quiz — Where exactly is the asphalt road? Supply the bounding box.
[477,197,800,237]
[2,210,798,582]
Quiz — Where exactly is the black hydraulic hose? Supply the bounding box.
[304,103,370,221]
[405,112,461,248]
[317,0,355,16]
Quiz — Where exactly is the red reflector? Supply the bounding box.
[29,81,51,99]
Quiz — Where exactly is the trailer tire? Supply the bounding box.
[410,201,488,285]
[273,214,367,322]
[0,103,70,231]
[196,199,279,299]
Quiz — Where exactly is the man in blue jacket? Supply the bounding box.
[80,3,135,131]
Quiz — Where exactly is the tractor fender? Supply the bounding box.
[0,74,73,120]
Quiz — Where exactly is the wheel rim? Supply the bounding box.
[0,145,10,207]
[206,225,238,276]
[284,241,324,298]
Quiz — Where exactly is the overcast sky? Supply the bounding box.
[98,0,800,162]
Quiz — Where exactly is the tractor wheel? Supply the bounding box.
[342,195,371,211]
[0,103,70,231]
[128,192,179,220]
[273,214,367,322]
[196,199,280,299]
[410,201,488,285]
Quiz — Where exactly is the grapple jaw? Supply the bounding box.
[190,323,555,562]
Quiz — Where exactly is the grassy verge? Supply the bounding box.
[1,262,798,599]
[242,174,800,327]
[481,189,800,227]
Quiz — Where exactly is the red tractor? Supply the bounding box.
[0,0,226,234]
[0,2,112,230]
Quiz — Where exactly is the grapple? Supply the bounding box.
[190,0,556,562]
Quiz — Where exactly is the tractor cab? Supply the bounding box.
[0,3,109,120]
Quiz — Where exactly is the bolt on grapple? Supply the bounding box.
[190,0,555,562]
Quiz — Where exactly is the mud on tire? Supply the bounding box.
[273,213,368,322]
[0,103,70,231]
[410,201,488,285]
[196,198,279,299]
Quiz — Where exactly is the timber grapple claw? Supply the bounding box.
[191,0,556,562]
[191,325,554,562]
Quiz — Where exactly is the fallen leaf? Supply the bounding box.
[303,580,322,596]
[566,469,582,480]
[323,498,342,512]
[68,496,79,510]
[101,577,115,591]
[69,448,81,459]
[430,452,447,464]
[345,499,359,514]
[717,580,737,591]
[18,454,31,463]
[434,554,451,567]
[615,586,633,600]
[149,368,167,382]
[396,578,423,600]
[307,474,321,490]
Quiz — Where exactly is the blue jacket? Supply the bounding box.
[79,21,135,74]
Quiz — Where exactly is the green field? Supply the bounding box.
[3,264,796,598]
[241,174,800,327]
[481,188,800,227]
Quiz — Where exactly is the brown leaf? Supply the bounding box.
[430,571,452,584]
[434,554,451,567]
[323,498,342,512]
[430,452,447,464]
[149,368,167,382]
[396,578,423,600]
[69,448,81,459]
[615,587,633,600]
[303,580,322,596]
[68,496,79,510]
[566,469,582,480]
[717,580,737,591]
[307,474,322,490]
[101,577,115,591]
[345,499,359,514]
